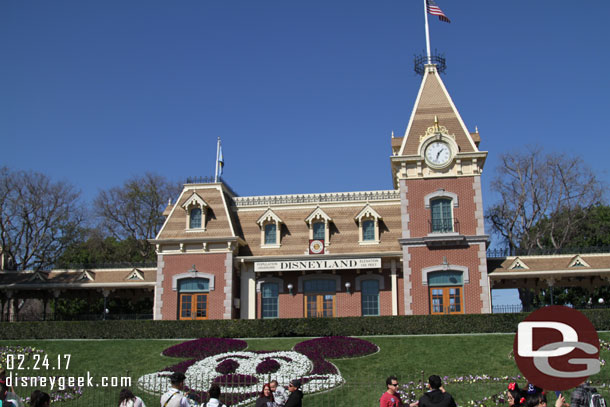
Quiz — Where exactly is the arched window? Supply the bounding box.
[261,283,279,319]
[189,208,202,229]
[430,198,453,233]
[178,277,209,320]
[361,279,380,316]
[428,271,463,315]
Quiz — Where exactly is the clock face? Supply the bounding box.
[425,141,451,166]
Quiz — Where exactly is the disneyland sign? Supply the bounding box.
[254,258,382,272]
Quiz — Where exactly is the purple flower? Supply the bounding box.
[256,358,281,374]
[162,338,247,358]
[216,358,239,374]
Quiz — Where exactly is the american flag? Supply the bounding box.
[426,0,451,23]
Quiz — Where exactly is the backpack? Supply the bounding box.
[584,387,607,407]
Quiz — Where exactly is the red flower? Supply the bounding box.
[520,397,526,404]
[508,382,516,391]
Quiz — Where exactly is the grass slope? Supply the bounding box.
[1,333,608,406]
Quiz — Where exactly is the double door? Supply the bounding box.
[305,294,335,318]
[179,293,208,320]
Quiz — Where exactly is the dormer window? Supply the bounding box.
[305,207,332,246]
[313,222,325,240]
[189,208,202,229]
[182,193,208,231]
[354,204,382,244]
[264,223,277,245]
[257,209,282,248]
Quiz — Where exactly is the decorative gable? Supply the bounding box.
[125,269,145,281]
[354,204,382,222]
[568,255,590,268]
[257,209,283,226]
[181,193,208,211]
[508,257,529,270]
[305,207,332,224]
[29,271,48,283]
[78,270,95,281]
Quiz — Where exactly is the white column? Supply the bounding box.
[391,260,398,316]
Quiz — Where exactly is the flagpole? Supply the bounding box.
[214,137,221,182]
[423,0,432,64]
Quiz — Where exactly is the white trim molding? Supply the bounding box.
[171,271,215,291]
[421,264,470,286]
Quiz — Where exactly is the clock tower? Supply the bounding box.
[391,64,490,315]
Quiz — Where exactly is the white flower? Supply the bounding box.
[137,351,344,406]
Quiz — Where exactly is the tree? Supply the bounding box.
[486,146,605,253]
[93,173,181,258]
[0,167,84,271]
[55,229,157,268]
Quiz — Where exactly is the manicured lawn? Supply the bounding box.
[2,333,609,406]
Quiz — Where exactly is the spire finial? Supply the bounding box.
[434,115,440,131]
[391,130,395,139]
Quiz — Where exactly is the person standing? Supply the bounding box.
[160,372,191,407]
[417,375,456,407]
[202,384,226,407]
[255,383,275,407]
[270,380,288,407]
[380,376,402,407]
[284,379,303,407]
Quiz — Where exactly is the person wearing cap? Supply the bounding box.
[283,379,303,407]
[160,372,191,407]
[417,375,456,407]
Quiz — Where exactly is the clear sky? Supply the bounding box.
[2,1,609,304]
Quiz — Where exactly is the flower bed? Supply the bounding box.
[294,336,378,374]
[216,359,239,374]
[162,337,247,359]
[139,336,380,406]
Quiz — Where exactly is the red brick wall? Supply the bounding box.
[256,271,395,318]
[405,177,478,237]
[408,245,483,315]
[160,253,230,320]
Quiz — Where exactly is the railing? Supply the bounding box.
[492,303,610,314]
[232,190,400,207]
[428,218,459,234]
[185,176,239,197]
[487,246,610,258]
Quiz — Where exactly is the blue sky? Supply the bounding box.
[2,1,609,304]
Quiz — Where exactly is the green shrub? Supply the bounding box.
[1,309,608,340]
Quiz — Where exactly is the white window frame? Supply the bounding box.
[182,193,208,231]
[354,204,382,245]
[305,207,332,246]
[257,209,282,248]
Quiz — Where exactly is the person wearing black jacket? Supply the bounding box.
[284,379,304,407]
[418,375,457,407]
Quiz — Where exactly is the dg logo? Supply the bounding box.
[514,305,601,390]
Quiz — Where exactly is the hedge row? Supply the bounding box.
[1,309,609,340]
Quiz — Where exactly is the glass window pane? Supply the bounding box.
[431,198,452,233]
[428,271,462,286]
[190,208,202,229]
[181,295,192,318]
[178,278,209,292]
[304,279,335,293]
[261,283,279,318]
[196,294,207,318]
[264,223,277,244]
[361,280,379,316]
[362,220,375,241]
[313,222,325,240]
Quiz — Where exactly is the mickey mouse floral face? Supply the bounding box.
[137,336,378,407]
